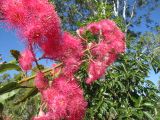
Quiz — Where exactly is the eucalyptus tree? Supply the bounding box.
[0,0,159,120]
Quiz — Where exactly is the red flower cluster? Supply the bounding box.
[1,0,125,119]
[35,72,48,90]
[18,49,34,71]
[78,19,125,84]
[33,74,87,120]
[37,76,87,120]
[1,0,61,54]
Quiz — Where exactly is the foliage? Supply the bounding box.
[79,46,159,119]
[156,97,160,120]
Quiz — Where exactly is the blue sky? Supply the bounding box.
[0,2,160,86]
[0,27,24,61]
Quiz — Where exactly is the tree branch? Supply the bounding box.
[125,0,137,33]
[113,0,119,16]
[113,0,117,16]
[123,0,127,21]
[18,63,63,84]
[116,0,119,16]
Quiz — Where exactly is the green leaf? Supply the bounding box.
[0,103,3,113]
[138,96,143,107]
[129,94,137,104]
[0,90,17,102]
[143,112,154,120]
[115,81,125,89]
[0,82,21,95]
[109,107,117,119]
[14,87,38,105]
[0,63,21,73]
[142,103,154,108]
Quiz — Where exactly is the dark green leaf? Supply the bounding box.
[0,103,3,113]
[14,87,38,105]
[0,82,21,95]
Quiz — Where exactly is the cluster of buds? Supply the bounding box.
[1,0,125,119]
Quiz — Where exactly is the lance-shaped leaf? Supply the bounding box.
[142,103,154,108]
[14,87,38,105]
[0,82,21,95]
[143,111,154,120]
[0,103,3,113]
[0,63,21,73]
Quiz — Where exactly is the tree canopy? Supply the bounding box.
[0,0,160,120]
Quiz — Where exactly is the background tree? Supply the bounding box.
[0,0,159,120]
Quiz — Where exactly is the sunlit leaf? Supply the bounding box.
[0,63,21,73]
[0,82,21,95]
[143,111,154,120]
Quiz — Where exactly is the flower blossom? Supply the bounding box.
[86,60,107,84]
[40,76,87,120]
[18,49,34,71]
[1,0,126,118]
[35,72,48,90]
[78,19,125,84]
[1,0,62,57]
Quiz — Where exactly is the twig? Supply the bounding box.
[18,63,63,84]
[29,44,41,70]
[125,0,137,33]
[76,29,87,42]
[123,0,127,21]
[113,0,119,16]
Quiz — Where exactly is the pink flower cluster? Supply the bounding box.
[33,75,87,120]
[18,49,34,71]
[35,72,48,90]
[1,0,125,119]
[1,0,61,56]
[78,19,125,84]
